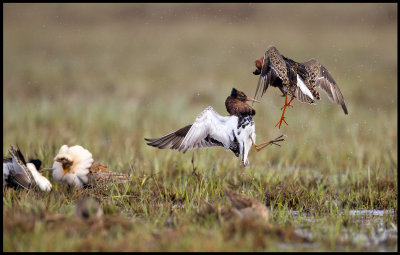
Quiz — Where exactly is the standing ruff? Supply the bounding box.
[52,145,131,188]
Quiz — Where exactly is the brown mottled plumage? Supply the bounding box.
[86,162,131,187]
[75,197,103,220]
[253,45,348,128]
[225,189,269,223]
[254,45,296,99]
[300,58,348,114]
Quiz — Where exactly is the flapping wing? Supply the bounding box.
[295,73,315,104]
[315,64,348,114]
[10,172,32,189]
[296,88,315,104]
[8,145,34,188]
[3,160,32,189]
[145,125,192,150]
[145,106,237,153]
[254,52,270,99]
[254,46,288,99]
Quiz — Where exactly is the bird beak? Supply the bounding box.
[246,97,259,103]
[62,169,68,177]
[253,69,261,75]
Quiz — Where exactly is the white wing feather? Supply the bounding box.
[296,74,314,100]
[178,106,238,152]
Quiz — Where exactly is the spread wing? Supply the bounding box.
[254,52,270,99]
[7,145,34,189]
[296,88,315,104]
[303,59,348,114]
[145,106,237,153]
[315,64,348,114]
[10,172,32,189]
[254,46,288,99]
[295,73,316,104]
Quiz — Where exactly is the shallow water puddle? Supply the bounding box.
[348,209,395,216]
[285,209,397,251]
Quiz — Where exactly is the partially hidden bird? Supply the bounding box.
[74,197,104,220]
[225,189,269,223]
[253,45,348,128]
[52,145,131,188]
[145,88,285,166]
[3,145,52,192]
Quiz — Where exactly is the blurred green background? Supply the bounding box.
[4,4,396,168]
[3,3,397,251]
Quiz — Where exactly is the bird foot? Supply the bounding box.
[276,95,295,128]
[280,95,295,110]
[252,135,286,151]
[274,115,288,129]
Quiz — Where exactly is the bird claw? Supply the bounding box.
[269,134,286,146]
[275,116,288,129]
[253,134,286,151]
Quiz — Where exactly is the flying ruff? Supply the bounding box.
[253,45,348,128]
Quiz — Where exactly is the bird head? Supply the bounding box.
[253,56,264,75]
[28,158,42,171]
[55,156,74,177]
[52,145,94,188]
[230,88,258,103]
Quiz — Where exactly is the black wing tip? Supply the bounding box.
[145,137,160,143]
[145,138,165,148]
[342,103,348,115]
[9,145,27,165]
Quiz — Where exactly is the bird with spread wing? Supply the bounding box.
[3,145,52,192]
[253,45,348,128]
[145,88,285,166]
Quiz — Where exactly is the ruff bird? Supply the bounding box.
[75,197,103,220]
[145,88,285,166]
[225,189,269,223]
[253,45,348,128]
[52,145,131,188]
[3,145,52,192]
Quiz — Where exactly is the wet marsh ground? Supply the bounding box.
[3,3,397,251]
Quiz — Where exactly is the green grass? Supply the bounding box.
[3,3,397,251]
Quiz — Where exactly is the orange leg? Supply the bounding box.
[275,94,295,128]
[251,135,286,152]
[286,95,295,108]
